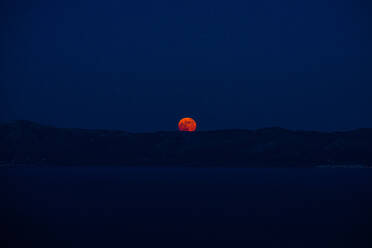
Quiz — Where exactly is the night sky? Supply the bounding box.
[1,0,372,132]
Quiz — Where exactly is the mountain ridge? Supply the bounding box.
[1,120,371,167]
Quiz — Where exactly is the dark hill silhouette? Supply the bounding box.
[1,120,371,167]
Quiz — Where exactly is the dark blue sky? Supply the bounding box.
[1,0,372,132]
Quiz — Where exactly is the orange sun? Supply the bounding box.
[178,117,197,132]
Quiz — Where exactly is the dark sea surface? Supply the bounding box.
[1,166,372,247]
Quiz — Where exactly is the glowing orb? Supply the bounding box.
[178,117,197,132]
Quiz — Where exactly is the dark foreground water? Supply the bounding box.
[1,166,372,248]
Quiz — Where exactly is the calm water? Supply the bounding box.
[1,166,372,247]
